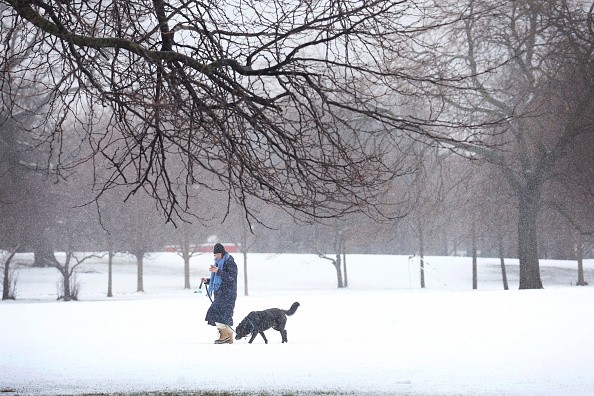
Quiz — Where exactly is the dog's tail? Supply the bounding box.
[284,302,300,316]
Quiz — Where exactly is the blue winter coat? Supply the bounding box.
[205,253,238,326]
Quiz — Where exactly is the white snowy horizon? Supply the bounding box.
[1,252,593,395]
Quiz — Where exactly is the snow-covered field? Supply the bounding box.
[1,252,594,395]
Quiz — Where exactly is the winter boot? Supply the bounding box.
[214,328,227,344]
[215,327,233,344]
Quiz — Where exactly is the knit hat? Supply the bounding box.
[213,243,225,254]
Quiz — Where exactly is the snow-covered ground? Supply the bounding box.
[1,252,593,395]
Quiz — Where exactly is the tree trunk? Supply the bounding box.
[418,219,426,289]
[107,250,114,297]
[63,272,71,301]
[2,258,10,300]
[179,235,193,290]
[183,252,191,289]
[338,232,348,288]
[576,233,588,286]
[136,253,144,292]
[335,254,344,288]
[472,230,478,290]
[62,253,71,301]
[2,250,17,300]
[498,234,509,290]
[330,229,345,288]
[517,191,543,289]
[243,251,249,296]
[342,250,348,288]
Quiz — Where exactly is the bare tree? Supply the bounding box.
[316,221,351,288]
[94,185,165,293]
[214,197,269,296]
[0,0,443,227]
[480,168,516,291]
[125,215,163,293]
[173,222,208,290]
[96,195,126,297]
[52,214,104,301]
[231,218,259,297]
[53,251,101,301]
[231,222,257,297]
[401,146,453,288]
[543,95,594,284]
[544,201,593,286]
[406,0,594,289]
[459,160,517,290]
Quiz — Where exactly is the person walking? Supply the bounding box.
[203,243,238,344]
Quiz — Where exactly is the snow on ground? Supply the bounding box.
[1,252,594,395]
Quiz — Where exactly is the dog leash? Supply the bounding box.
[197,279,257,335]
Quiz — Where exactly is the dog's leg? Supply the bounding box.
[260,332,268,344]
[280,329,288,343]
[248,332,258,344]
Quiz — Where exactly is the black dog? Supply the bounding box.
[235,302,300,344]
